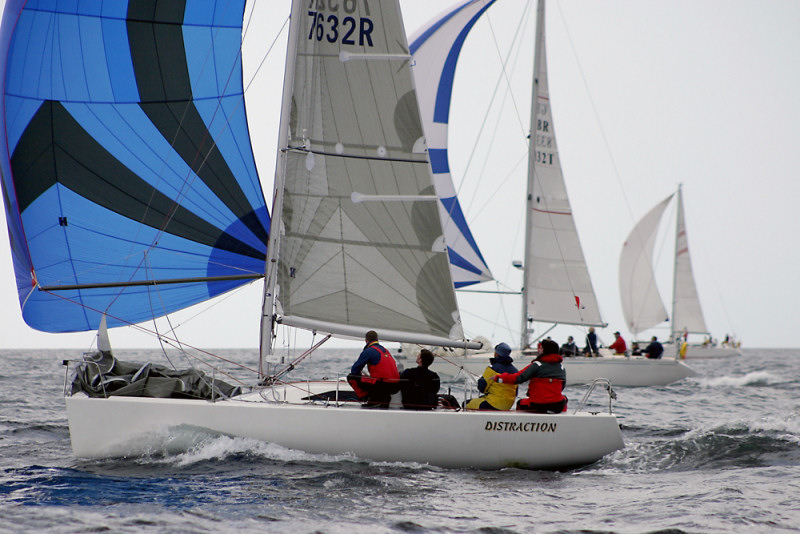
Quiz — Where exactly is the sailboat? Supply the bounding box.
[620,185,741,359]
[0,0,623,468]
[403,0,697,386]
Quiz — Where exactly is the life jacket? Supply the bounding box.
[525,376,565,404]
[498,354,566,406]
[366,343,400,382]
[480,366,518,410]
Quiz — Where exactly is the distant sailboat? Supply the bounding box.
[0,0,623,468]
[620,185,741,358]
[404,0,697,386]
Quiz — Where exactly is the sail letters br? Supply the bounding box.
[485,421,557,433]
[308,1,375,46]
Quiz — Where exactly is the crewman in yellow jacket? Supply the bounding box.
[465,343,518,410]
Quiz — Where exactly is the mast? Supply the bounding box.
[520,0,546,350]
[670,184,682,347]
[259,0,303,375]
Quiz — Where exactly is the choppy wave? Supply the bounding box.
[606,414,800,474]
[750,413,800,443]
[3,348,800,533]
[696,370,783,387]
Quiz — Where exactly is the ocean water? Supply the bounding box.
[1,347,799,533]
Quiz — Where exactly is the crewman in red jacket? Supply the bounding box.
[347,330,400,408]
[608,331,627,355]
[493,339,567,413]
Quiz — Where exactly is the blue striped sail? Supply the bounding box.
[0,1,269,333]
[409,0,494,288]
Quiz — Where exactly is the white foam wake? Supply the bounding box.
[697,370,780,387]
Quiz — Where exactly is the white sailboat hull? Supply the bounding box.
[681,345,741,359]
[64,391,623,470]
[563,356,697,386]
[427,353,698,387]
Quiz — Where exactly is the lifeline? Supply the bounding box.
[485,421,557,432]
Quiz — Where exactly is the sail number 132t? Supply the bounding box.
[308,11,374,46]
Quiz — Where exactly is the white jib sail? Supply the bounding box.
[269,0,471,347]
[522,0,604,329]
[619,194,673,335]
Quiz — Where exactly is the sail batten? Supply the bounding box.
[286,147,430,165]
[40,273,263,292]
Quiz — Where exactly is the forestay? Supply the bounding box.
[267,1,471,346]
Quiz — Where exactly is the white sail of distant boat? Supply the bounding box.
[620,185,740,358]
[518,0,605,347]
[404,0,698,386]
[0,0,623,468]
[619,195,674,335]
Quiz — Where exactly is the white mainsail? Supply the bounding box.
[520,0,604,347]
[264,0,473,349]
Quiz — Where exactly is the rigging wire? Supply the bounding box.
[441,1,534,344]
[551,0,669,339]
[456,1,533,217]
[465,1,600,342]
[552,2,638,231]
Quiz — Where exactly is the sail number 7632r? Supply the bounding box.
[308,11,374,46]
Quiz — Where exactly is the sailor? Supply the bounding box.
[643,336,664,359]
[347,330,400,408]
[492,339,567,414]
[608,331,628,355]
[399,349,441,410]
[559,336,579,357]
[464,342,518,411]
[583,327,600,356]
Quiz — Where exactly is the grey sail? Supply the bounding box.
[265,1,471,347]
